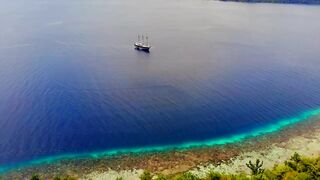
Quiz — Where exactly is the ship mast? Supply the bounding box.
[141,35,144,45]
[146,35,149,46]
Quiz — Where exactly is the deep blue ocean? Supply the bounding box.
[0,0,320,169]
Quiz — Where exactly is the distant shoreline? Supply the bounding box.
[219,0,320,5]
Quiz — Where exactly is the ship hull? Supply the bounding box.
[134,43,151,52]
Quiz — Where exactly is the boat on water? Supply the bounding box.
[134,35,151,52]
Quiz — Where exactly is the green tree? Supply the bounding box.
[154,174,168,180]
[246,159,264,175]
[30,174,41,180]
[140,171,153,180]
[205,171,221,180]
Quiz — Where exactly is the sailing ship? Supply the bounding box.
[134,34,151,52]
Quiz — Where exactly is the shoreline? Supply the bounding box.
[0,109,319,173]
[84,115,320,179]
[3,109,320,179]
[191,120,320,177]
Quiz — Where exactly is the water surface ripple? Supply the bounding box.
[0,0,320,169]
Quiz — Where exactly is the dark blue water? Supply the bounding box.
[1,0,320,167]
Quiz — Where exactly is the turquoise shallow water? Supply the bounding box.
[1,0,320,173]
[1,108,320,173]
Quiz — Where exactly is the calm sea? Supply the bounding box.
[0,0,320,167]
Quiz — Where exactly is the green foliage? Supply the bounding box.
[26,153,320,180]
[260,169,278,180]
[295,172,314,180]
[169,153,319,180]
[140,171,153,180]
[173,172,201,180]
[154,174,168,180]
[234,174,251,180]
[205,172,249,180]
[30,174,41,180]
[259,153,320,180]
[281,153,320,179]
[246,159,264,175]
[206,171,222,180]
[291,152,302,163]
[63,176,77,180]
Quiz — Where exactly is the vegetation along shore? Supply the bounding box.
[15,153,320,180]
